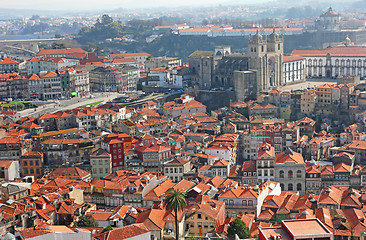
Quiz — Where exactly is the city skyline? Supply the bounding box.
[1,0,273,11]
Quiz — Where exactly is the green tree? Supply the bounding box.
[75,215,98,227]
[163,189,187,240]
[101,225,113,233]
[101,14,113,25]
[52,42,66,49]
[227,218,250,240]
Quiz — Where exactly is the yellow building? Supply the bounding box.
[185,195,225,238]
[316,84,334,107]
[301,89,317,114]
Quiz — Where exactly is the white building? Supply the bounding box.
[317,7,341,31]
[0,160,19,181]
[283,56,306,84]
[292,36,366,78]
[27,57,78,74]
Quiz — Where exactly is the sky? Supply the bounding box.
[0,0,271,11]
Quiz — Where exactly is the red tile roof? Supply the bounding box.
[37,48,86,56]
[283,55,305,62]
[275,149,304,164]
[95,223,150,240]
[40,71,58,78]
[48,167,90,179]
[0,58,18,65]
[292,44,366,57]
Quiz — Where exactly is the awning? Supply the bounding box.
[70,92,77,96]
[31,93,39,96]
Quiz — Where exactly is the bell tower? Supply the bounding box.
[248,30,268,92]
[267,29,284,86]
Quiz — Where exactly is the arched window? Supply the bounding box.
[288,183,293,191]
[242,200,247,206]
[288,170,293,179]
[280,183,285,191]
[279,170,284,179]
[297,170,302,178]
[297,183,302,191]
[248,200,253,206]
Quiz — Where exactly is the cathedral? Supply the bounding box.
[248,30,284,92]
[189,29,294,100]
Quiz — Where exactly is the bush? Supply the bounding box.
[75,215,98,227]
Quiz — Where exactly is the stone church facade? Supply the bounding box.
[189,30,297,101]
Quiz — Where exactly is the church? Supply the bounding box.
[189,30,306,101]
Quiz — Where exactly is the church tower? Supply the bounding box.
[267,29,283,87]
[248,31,268,92]
[248,29,284,93]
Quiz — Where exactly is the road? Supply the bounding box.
[18,91,173,118]
[0,38,64,44]
[19,92,120,118]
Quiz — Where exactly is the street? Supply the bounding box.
[19,92,120,118]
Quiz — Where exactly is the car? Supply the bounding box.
[58,96,65,100]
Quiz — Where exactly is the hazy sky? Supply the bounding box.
[1,0,271,11]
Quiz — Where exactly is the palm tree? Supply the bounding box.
[163,189,187,240]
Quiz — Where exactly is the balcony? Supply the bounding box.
[225,203,255,209]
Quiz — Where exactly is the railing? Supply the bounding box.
[225,203,255,208]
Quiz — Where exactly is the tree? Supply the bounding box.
[164,189,187,240]
[101,14,113,25]
[227,218,250,240]
[101,225,113,233]
[75,215,98,227]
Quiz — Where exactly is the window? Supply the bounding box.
[197,214,202,219]
[248,200,253,206]
[242,200,247,206]
[297,183,302,191]
[279,170,284,179]
[297,170,302,178]
[288,183,293,191]
[288,170,293,179]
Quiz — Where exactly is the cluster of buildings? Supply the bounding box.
[0,86,365,239]
[0,49,150,100]
[1,6,366,240]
